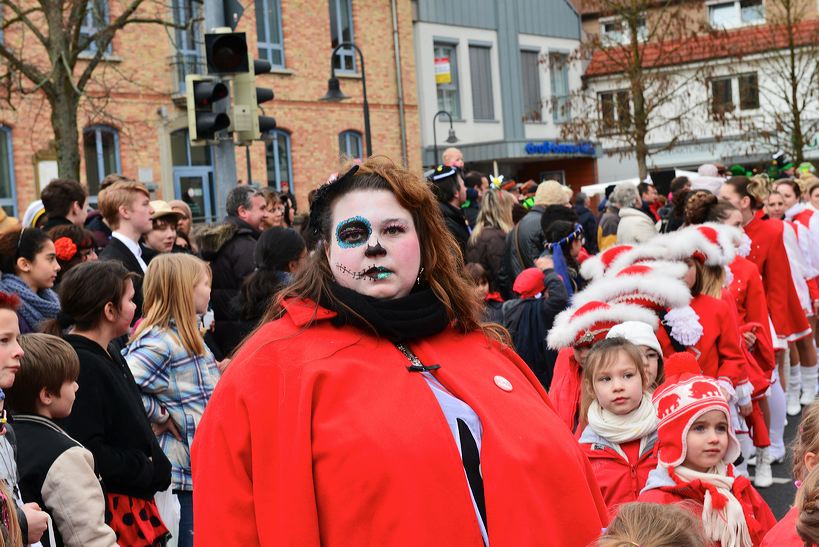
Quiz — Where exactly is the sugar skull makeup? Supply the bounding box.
[328,189,421,300]
[335,216,372,249]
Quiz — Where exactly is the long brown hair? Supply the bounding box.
[267,156,506,342]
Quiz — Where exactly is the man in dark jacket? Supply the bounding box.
[461,171,487,229]
[209,185,267,355]
[497,179,570,298]
[427,165,470,255]
[573,192,598,254]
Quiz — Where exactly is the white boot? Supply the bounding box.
[754,447,773,488]
[788,363,803,415]
[801,365,819,406]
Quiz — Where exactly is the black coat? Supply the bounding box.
[99,238,145,319]
[465,226,506,291]
[41,216,73,233]
[209,217,260,355]
[501,269,568,389]
[497,206,545,299]
[573,205,599,254]
[438,201,470,257]
[57,335,171,500]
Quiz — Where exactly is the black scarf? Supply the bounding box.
[320,282,450,342]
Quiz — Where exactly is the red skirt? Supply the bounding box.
[106,493,169,546]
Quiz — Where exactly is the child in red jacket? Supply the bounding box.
[577,337,658,514]
[638,353,776,546]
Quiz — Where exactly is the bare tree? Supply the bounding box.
[721,0,819,164]
[0,0,187,180]
[560,0,719,179]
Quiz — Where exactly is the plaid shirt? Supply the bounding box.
[124,324,220,491]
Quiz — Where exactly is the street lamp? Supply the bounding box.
[319,42,372,157]
[432,110,458,165]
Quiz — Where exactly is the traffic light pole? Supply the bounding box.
[203,0,238,219]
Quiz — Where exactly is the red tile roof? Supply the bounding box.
[585,19,819,77]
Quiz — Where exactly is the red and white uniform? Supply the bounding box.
[787,203,819,308]
[727,255,776,378]
[781,219,814,315]
[744,212,811,341]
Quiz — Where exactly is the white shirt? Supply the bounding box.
[111,231,148,272]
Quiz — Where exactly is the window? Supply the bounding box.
[710,73,759,118]
[599,90,631,133]
[549,52,570,124]
[266,130,293,191]
[600,16,647,45]
[520,50,542,122]
[256,0,284,67]
[0,127,16,217]
[329,0,355,72]
[79,0,111,55]
[338,130,362,159]
[434,42,460,119]
[83,125,120,199]
[708,0,764,28]
[468,45,494,120]
[172,0,202,93]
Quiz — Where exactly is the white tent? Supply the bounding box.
[579,177,640,197]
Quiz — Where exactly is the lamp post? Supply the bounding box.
[432,110,458,165]
[319,42,372,157]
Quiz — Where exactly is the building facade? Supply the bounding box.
[581,0,819,185]
[0,0,420,221]
[413,0,598,191]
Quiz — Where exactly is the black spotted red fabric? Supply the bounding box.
[106,493,169,546]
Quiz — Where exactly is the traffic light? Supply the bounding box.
[204,31,249,74]
[185,75,230,145]
[232,56,276,143]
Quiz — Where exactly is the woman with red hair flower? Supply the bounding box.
[46,224,98,287]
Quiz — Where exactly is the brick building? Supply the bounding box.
[0,0,420,222]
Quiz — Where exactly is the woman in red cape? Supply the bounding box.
[192,158,607,547]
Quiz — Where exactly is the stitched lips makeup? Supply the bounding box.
[335,263,394,281]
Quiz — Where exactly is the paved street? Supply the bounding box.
[756,411,799,519]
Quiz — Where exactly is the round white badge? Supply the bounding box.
[494,375,513,392]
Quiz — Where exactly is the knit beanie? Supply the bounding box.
[653,352,741,468]
[534,180,570,207]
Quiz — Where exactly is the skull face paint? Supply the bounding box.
[328,189,421,300]
[335,216,372,248]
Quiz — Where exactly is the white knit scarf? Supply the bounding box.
[673,463,752,547]
[587,394,657,459]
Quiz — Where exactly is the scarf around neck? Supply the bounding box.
[671,463,752,547]
[587,394,657,459]
[320,282,450,342]
[0,273,60,330]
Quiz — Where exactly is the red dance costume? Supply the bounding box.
[744,212,811,341]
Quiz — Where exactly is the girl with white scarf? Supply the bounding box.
[578,337,659,513]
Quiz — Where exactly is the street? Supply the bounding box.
[757,409,799,519]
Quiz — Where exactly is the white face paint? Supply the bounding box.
[327,189,421,300]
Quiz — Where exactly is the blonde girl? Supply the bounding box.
[465,190,516,291]
[596,502,708,547]
[124,254,220,547]
[578,337,658,513]
[761,402,819,545]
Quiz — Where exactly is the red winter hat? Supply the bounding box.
[652,359,741,468]
[513,268,545,298]
[546,300,659,350]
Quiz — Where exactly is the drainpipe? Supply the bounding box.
[391,0,409,167]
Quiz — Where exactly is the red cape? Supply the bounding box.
[192,299,608,546]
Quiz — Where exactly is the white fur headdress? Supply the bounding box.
[547,300,660,350]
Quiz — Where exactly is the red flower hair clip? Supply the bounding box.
[53,237,78,261]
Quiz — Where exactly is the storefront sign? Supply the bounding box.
[524,141,596,156]
[435,57,451,85]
